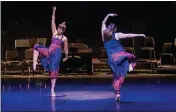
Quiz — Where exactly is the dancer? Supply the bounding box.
[33,6,69,96]
[101,13,145,101]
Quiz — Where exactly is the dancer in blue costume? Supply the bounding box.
[101,13,146,101]
[33,6,69,96]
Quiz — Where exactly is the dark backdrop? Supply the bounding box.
[2,1,176,59]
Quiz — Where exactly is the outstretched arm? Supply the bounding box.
[101,13,117,41]
[115,32,146,40]
[51,6,57,37]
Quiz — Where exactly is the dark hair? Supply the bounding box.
[103,23,117,42]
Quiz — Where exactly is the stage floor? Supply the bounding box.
[2,74,176,112]
[2,72,176,79]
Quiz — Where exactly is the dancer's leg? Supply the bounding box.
[33,50,39,71]
[114,60,129,101]
[49,49,61,96]
[114,76,125,91]
[109,62,121,100]
[51,78,57,96]
[114,76,125,101]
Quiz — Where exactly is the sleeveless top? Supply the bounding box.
[104,32,125,57]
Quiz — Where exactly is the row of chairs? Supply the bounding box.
[2,37,176,74]
[97,37,176,73]
[2,37,48,75]
[2,48,34,75]
[99,37,156,58]
[100,37,176,61]
[1,42,91,75]
[121,37,176,65]
[99,37,156,59]
[120,37,156,59]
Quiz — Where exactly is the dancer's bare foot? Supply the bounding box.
[115,94,120,101]
[129,64,133,72]
[51,89,56,97]
[33,61,38,71]
[51,92,56,97]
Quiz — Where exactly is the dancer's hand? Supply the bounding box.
[108,13,117,17]
[63,58,68,62]
[53,6,56,11]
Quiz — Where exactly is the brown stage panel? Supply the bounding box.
[15,39,30,48]
[36,38,47,46]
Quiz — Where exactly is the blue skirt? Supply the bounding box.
[108,51,137,80]
[34,44,62,78]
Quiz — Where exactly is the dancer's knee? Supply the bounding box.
[33,44,39,50]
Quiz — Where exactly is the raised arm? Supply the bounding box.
[51,6,57,37]
[115,32,146,40]
[101,13,117,41]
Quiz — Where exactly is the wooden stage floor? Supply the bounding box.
[1,73,176,79]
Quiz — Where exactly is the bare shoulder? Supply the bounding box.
[115,32,122,40]
[62,35,68,42]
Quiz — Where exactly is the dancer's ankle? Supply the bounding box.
[33,61,38,64]
[115,93,120,101]
[115,90,120,95]
[51,92,56,97]
[33,61,38,71]
[51,89,55,93]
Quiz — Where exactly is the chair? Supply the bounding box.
[120,38,135,54]
[65,47,83,75]
[4,50,21,74]
[99,47,107,59]
[96,47,109,72]
[1,61,7,75]
[24,48,33,60]
[21,48,33,75]
[15,39,30,60]
[159,43,175,66]
[140,37,156,59]
[23,48,45,75]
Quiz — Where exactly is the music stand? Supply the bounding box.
[69,47,78,59]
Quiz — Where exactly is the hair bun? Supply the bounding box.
[62,22,66,25]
